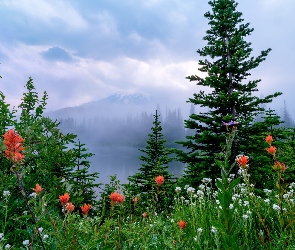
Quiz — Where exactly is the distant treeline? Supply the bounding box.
[57,108,189,148]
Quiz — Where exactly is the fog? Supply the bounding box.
[46,93,188,191]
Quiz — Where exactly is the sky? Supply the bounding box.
[0,0,294,118]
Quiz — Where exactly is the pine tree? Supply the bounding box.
[126,110,175,212]
[177,0,282,187]
[282,100,294,128]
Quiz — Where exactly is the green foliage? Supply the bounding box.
[126,110,176,213]
[0,77,100,245]
[177,0,282,188]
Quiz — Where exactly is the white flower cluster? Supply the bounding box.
[3,191,10,197]
[187,187,195,194]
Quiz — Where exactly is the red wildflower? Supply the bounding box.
[236,155,249,169]
[133,196,139,204]
[178,220,187,230]
[142,212,147,218]
[265,135,273,144]
[32,184,43,195]
[59,193,70,206]
[266,146,276,155]
[3,129,25,163]
[65,202,75,212]
[116,193,124,204]
[80,204,91,216]
[109,192,124,204]
[155,175,164,186]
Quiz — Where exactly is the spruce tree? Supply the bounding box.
[177,0,282,187]
[127,110,175,212]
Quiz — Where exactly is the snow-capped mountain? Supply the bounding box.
[46,93,155,121]
[80,93,151,108]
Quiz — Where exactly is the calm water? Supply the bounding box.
[86,145,184,196]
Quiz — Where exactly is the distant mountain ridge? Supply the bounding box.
[46,92,155,121]
[80,92,151,108]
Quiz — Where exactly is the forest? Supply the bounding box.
[1,0,295,249]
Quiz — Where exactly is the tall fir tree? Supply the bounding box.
[177,0,282,187]
[126,110,175,212]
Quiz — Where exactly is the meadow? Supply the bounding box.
[1,128,294,250]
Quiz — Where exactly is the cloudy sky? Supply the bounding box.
[0,0,294,118]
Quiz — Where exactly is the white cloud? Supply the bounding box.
[0,42,202,111]
[1,0,88,30]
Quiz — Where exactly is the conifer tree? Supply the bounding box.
[177,0,282,187]
[127,110,175,212]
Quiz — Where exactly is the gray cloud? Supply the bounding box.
[0,0,294,119]
[42,47,73,62]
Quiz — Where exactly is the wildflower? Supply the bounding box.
[184,185,189,190]
[23,240,30,245]
[175,187,181,193]
[3,191,10,197]
[32,184,43,195]
[201,178,212,184]
[65,202,75,212]
[0,233,3,239]
[197,228,203,233]
[229,204,234,209]
[211,226,217,234]
[43,235,49,240]
[272,161,287,171]
[187,187,195,194]
[80,204,91,216]
[155,175,164,186]
[266,146,276,155]
[273,204,280,211]
[242,214,248,219]
[3,129,25,163]
[265,135,273,144]
[38,227,43,233]
[264,199,270,203]
[5,244,11,249]
[177,220,187,230]
[244,201,249,206]
[109,192,124,204]
[263,189,272,194]
[142,212,147,218]
[116,193,124,204]
[133,197,139,204]
[196,190,204,197]
[236,155,249,169]
[59,193,70,206]
[29,192,37,199]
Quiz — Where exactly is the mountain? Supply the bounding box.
[80,93,151,108]
[46,93,156,121]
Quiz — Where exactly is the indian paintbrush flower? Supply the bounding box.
[109,192,124,204]
[265,135,273,144]
[266,146,276,155]
[65,202,75,212]
[178,220,187,230]
[236,155,249,169]
[32,184,43,195]
[3,129,25,164]
[155,175,164,186]
[273,161,287,172]
[80,203,91,216]
[59,193,70,206]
